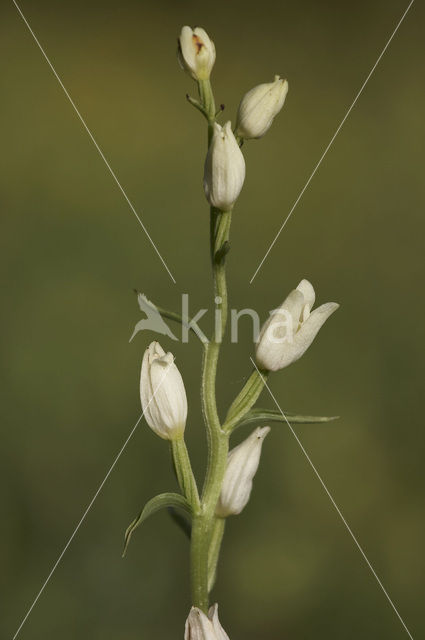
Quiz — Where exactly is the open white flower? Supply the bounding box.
[255,279,339,372]
[185,604,230,640]
[216,426,270,517]
[203,121,246,211]
[178,26,216,81]
[140,341,187,440]
[236,75,289,139]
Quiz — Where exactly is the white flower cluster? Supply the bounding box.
[133,26,341,640]
[178,26,289,213]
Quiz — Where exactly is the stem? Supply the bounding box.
[212,211,231,339]
[190,515,210,611]
[190,428,228,611]
[201,211,231,506]
[171,438,200,509]
[207,517,226,593]
[190,77,232,613]
[210,208,219,263]
[198,78,216,143]
[193,211,231,610]
[222,369,268,433]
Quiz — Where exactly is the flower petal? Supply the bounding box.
[216,426,270,517]
[296,279,315,310]
[255,289,304,371]
[185,607,217,640]
[291,302,340,362]
[208,604,230,640]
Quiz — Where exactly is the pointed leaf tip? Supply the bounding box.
[122,492,192,557]
[233,408,339,431]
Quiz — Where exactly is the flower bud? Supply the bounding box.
[178,26,216,81]
[140,341,187,440]
[185,604,230,640]
[236,75,288,139]
[255,279,339,372]
[216,426,270,518]
[203,121,246,211]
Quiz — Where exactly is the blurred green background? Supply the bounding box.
[1,0,424,638]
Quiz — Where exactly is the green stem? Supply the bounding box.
[210,208,219,263]
[198,78,216,143]
[193,211,231,610]
[201,211,232,502]
[207,517,226,593]
[171,438,200,509]
[190,77,232,614]
[200,341,221,488]
[222,369,268,433]
[213,211,231,339]
[190,515,210,611]
[190,428,228,611]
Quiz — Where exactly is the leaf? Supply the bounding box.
[123,492,192,557]
[234,408,339,430]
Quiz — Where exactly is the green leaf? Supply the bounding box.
[233,408,339,430]
[123,492,192,557]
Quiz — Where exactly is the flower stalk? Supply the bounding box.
[183,73,232,612]
[125,25,340,638]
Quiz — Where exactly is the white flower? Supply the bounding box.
[185,604,230,640]
[140,341,187,440]
[255,279,339,372]
[178,26,216,81]
[236,75,288,139]
[203,122,246,211]
[216,426,270,518]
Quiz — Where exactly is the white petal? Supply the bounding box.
[296,279,315,310]
[203,121,246,211]
[216,426,270,517]
[178,26,216,81]
[208,604,230,640]
[140,346,157,431]
[149,354,187,435]
[140,341,187,440]
[290,302,339,361]
[185,607,217,640]
[274,302,338,369]
[255,289,304,371]
[179,26,196,71]
[236,76,288,139]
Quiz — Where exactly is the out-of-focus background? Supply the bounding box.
[1,0,424,638]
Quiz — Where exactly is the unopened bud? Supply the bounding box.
[236,76,288,139]
[203,121,246,211]
[216,426,270,517]
[178,26,216,81]
[140,341,187,440]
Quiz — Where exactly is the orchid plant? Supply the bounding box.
[124,26,339,638]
